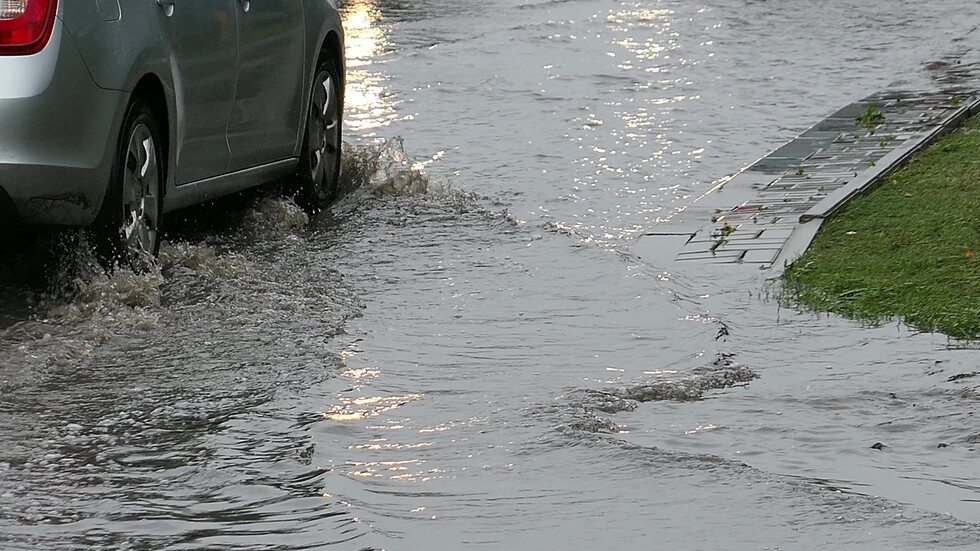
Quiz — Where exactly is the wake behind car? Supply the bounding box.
[0,0,344,267]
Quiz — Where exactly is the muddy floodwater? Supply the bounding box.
[4,1,980,549]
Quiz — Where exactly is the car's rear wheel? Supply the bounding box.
[293,56,343,212]
[94,98,163,271]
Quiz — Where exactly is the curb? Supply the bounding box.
[768,94,980,277]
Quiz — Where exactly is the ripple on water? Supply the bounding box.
[0,142,416,550]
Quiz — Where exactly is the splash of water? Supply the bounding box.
[341,138,438,197]
[38,232,162,329]
[242,197,310,234]
[159,241,250,280]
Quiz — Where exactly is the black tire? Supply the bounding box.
[293,56,343,213]
[92,98,164,271]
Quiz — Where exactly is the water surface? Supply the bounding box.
[2,0,980,548]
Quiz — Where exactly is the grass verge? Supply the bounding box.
[781,114,980,340]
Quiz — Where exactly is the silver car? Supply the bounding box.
[0,0,344,266]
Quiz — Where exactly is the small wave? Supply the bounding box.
[526,355,756,436]
[521,402,625,436]
[563,354,758,416]
[516,0,583,10]
[614,359,758,403]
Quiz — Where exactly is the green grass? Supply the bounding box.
[781,115,980,340]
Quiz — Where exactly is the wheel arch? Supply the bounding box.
[320,29,346,105]
[129,74,171,201]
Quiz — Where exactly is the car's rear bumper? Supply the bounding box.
[0,18,124,227]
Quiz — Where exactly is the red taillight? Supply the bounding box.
[0,0,57,56]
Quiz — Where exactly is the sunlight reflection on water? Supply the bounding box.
[341,0,402,134]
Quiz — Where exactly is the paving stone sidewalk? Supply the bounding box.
[633,63,980,277]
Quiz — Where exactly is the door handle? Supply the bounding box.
[156,0,174,16]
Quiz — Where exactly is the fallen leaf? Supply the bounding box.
[966,250,974,258]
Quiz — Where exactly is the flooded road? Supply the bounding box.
[3,0,980,548]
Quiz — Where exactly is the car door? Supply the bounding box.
[226,0,306,171]
[157,0,239,184]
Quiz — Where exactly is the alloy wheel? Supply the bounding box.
[120,122,160,266]
[307,71,341,194]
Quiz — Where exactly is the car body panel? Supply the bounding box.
[227,0,306,171]
[156,0,241,184]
